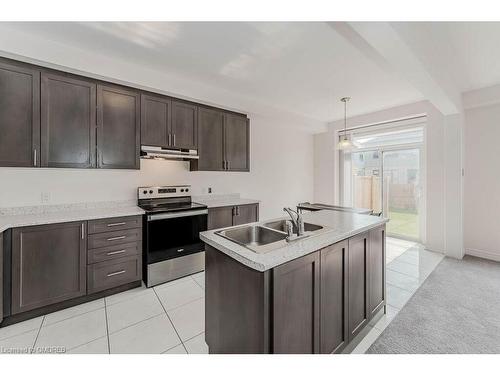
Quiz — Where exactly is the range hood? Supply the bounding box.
[140,146,199,160]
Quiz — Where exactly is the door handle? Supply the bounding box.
[173,134,176,146]
[107,222,126,227]
[168,133,172,146]
[106,250,126,256]
[81,223,85,239]
[107,270,125,277]
[33,149,37,166]
[107,235,126,241]
[227,160,230,170]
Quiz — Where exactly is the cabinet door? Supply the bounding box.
[41,73,96,168]
[140,93,170,147]
[233,204,258,226]
[11,222,86,314]
[224,113,249,171]
[197,107,224,171]
[348,233,369,340]
[273,252,320,353]
[320,241,348,354]
[97,84,140,169]
[0,61,40,167]
[0,232,3,323]
[369,225,386,317]
[171,100,197,150]
[207,206,234,230]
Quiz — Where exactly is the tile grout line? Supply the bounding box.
[32,315,45,353]
[152,287,188,354]
[104,298,111,354]
[41,304,105,328]
[65,335,108,353]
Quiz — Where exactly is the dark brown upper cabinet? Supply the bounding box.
[41,73,96,168]
[97,84,140,169]
[191,108,249,172]
[0,61,40,167]
[195,107,225,171]
[11,221,87,314]
[224,112,249,171]
[140,93,171,147]
[171,100,197,150]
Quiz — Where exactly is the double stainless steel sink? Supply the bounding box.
[215,219,325,253]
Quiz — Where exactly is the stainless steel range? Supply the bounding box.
[138,185,208,287]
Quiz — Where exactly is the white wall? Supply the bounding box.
[314,101,456,255]
[463,86,500,261]
[0,113,314,221]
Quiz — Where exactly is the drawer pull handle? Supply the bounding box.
[107,270,126,277]
[107,222,126,227]
[106,250,126,256]
[107,236,126,241]
[177,248,185,253]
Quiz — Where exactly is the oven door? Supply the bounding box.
[145,209,208,264]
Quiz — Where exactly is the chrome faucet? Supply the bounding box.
[283,207,305,237]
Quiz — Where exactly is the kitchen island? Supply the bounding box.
[200,209,388,354]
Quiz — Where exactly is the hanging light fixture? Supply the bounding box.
[337,97,358,151]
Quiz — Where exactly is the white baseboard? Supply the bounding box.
[465,248,500,262]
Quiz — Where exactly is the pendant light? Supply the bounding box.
[337,97,358,151]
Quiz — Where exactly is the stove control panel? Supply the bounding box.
[138,185,191,199]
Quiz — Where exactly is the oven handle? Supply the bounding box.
[147,209,208,221]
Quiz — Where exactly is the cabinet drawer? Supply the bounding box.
[87,241,141,264]
[88,215,142,234]
[87,255,142,294]
[88,228,142,249]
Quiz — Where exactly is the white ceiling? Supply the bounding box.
[3,22,500,124]
[1,22,423,123]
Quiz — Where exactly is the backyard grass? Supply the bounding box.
[386,210,419,239]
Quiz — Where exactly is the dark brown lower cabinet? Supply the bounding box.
[347,232,370,340]
[320,241,348,354]
[369,226,386,316]
[207,203,259,230]
[273,251,320,354]
[11,222,86,314]
[205,224,386,354]
[0,232,3,323]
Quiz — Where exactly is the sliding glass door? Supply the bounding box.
[340,121,425,242]
[382,148,421,240]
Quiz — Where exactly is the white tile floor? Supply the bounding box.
[0,237,444,355]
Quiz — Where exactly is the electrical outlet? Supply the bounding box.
[41,192,50,203]
[208,187,212,194]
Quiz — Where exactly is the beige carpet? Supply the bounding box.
[368,256,500,354]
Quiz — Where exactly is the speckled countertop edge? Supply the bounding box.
[0,201,145,234]
[200,210,389,272]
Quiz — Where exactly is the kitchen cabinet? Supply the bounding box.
[11,222,87,314]
[0,60,40,167]
[273,251,320,354]
[41,72,96,168]
[171,100,197,150]
[207,203,259,230]
[347,232,370,340]
[191,108,249,172]
[224,113,249,171]
[195,107,224,171]
[140,94,171,148]
[320,241,348,354]
[369,226,386,317]
[205,224,386,354]
[97,84,140,169]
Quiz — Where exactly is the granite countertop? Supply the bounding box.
[200,209,388,272]
[193,194,260,209]
[0,200,145,233]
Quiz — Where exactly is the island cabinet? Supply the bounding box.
[0,60,40,167]
[0,232,3,324]
[205,224,386,354]
[207,203,259,230]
